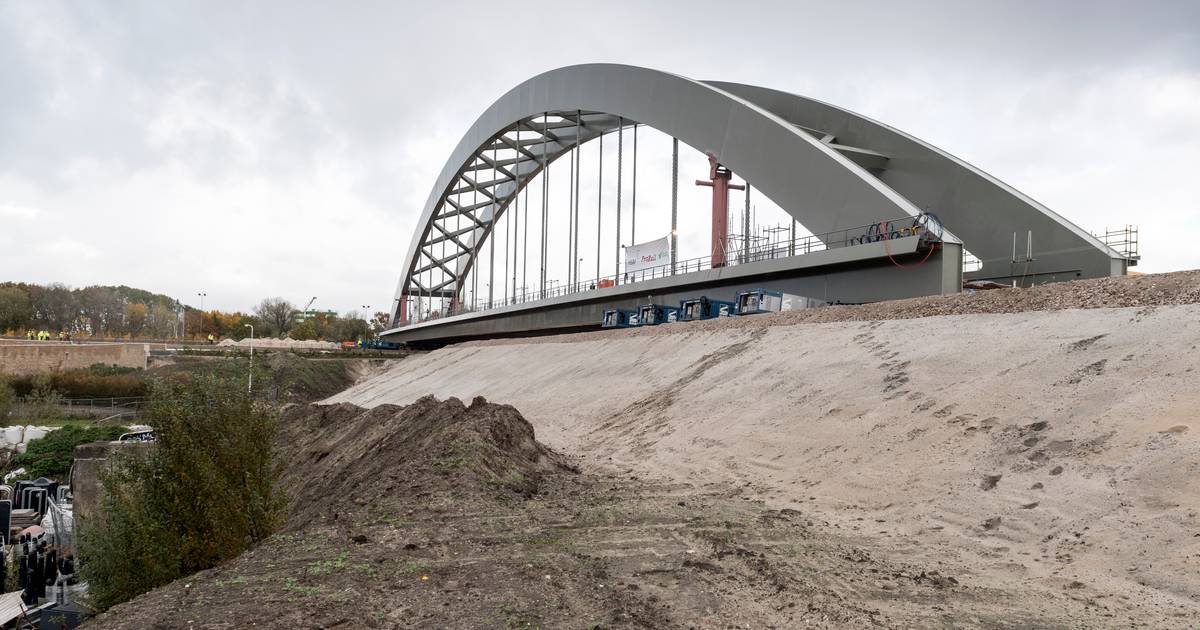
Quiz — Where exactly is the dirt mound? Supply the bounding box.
[278,396,572,528]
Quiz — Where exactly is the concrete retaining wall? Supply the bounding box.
[0,343,148,375]
[72,441,154,521]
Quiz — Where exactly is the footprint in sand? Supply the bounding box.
[932,404,957,418]
[979,474,1002,491]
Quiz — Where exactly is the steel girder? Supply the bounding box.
[404,111,621,306]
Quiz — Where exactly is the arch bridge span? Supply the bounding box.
[387,64,1130,344]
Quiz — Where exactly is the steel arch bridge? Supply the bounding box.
[387,63,1130,342]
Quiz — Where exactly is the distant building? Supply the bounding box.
[293,309,337,323]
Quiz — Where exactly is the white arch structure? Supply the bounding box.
[392,64,1127,326]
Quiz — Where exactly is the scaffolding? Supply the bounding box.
[1093,225,1139,264]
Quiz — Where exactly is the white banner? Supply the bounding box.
[624,235,671,274]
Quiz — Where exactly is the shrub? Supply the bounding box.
[26,374,62,420]
[0,375,13,423]
[83,363,141,377]
[79,365,285,611]
[8,368,147,400]
[10,425,112,477]
[10,424,129,479]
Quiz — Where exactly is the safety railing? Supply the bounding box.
[405,214,939,323]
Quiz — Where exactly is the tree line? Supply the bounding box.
[0,282,388,342]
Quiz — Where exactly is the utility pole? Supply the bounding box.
[197,292,206,338]
[244,323,254,393]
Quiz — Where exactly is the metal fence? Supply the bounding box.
[11,396,145,419]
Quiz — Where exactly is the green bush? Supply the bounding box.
[10,424,129,479]
[84,363,141,377]
[8,366,148,400]
[25,374,62,420]
[79,365,285,611]
[0,375,13,423]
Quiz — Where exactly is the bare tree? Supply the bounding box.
[254,297,296,337]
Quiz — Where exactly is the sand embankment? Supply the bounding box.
[329,295,1200,623]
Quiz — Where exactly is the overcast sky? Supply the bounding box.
[2,1,1198,314]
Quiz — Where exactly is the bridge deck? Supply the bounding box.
[384,236,962,347]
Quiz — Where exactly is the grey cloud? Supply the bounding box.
[1,0,1197,312]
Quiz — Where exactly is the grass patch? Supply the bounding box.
[282,577,320,597]
[365,505,408,528]
[307,551,349,576]
[401,560,429,574]
[353,563,378,578]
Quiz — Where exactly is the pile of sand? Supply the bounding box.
[215,337,339,350]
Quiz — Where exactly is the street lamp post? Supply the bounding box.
[244,323,254,393]
[197,292,207,341]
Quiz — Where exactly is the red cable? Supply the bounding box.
[880,221,940,269]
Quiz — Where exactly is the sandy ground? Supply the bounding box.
[85,398,1149,629]
[328,302,1200,626]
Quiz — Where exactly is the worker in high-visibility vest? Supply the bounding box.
[207,333,215,344]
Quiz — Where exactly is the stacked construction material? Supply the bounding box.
[0,425,59,455]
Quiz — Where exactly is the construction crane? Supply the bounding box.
[293,296,318,323]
